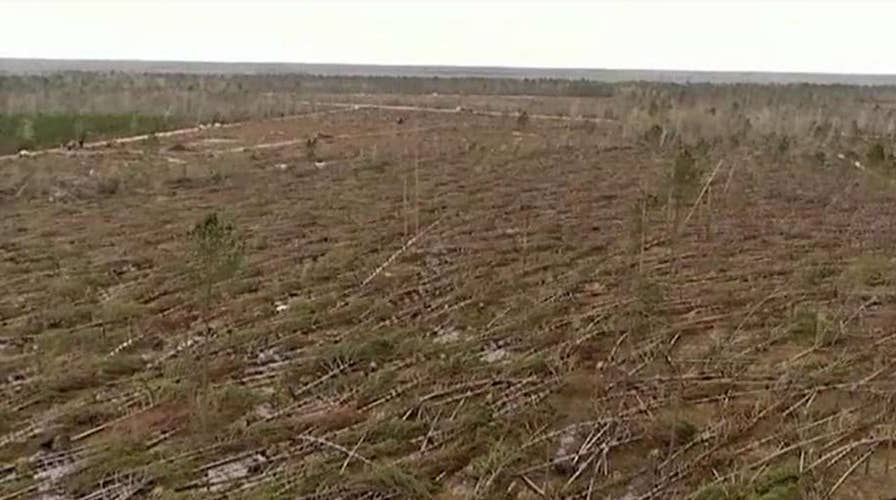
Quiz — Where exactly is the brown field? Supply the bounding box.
[3,93,896,499]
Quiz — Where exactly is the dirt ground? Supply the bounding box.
[2,98,896,499]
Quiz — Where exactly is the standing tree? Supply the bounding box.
[516,109,530,129]
[190,212,244,335]
[669,149,701,232]
[189,212,244,403]
[667,149,702,276]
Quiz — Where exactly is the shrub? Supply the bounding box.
[100,300,145,325]
[867,142,887,164]
[95,175,121,195]
[98,354,145,379]
[305,136,318,161]
[750,466,800,500]
[643,124,663,146]
[515,110,529,129]
[189,212,244,307]
[188,212,244,393]
[45,303,93,329]
[695,485,730,500]
[350,464,436,498]
[672,418,698,445]
[775,134,791,156]
[788,305,838,346]
[668,148,703,228]
[842,255,893,288]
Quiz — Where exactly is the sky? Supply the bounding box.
[2,0,894,74]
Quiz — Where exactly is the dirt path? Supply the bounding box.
[301,99,618,124]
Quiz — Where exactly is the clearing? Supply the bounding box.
[2,97,896,499]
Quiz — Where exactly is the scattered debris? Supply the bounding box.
[110,260,138,277]
[256,348,282,364]
[480,344,508,364]
[0,337,19,350]
[252,402,275,420]
[434,326,461,344]
[107,336,139,358]
[9,92,896,500]
[553,428,581,474]
[48,186,70,203]
[0,464,17,484]
[198,138,238,144]
[204,453,267,492]
[33,449,80,487]
[4,372,29,392]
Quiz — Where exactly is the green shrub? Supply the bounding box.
[669,149,702,218]
[842,255,893,288]
[100,300,145,324]
[350,464,436,498]
[695,485,730,500]
[776,135,791,156]
[695,467,800,500]
[45,303,93,329]
[788,305,837,345]
[749,466,800,500]
[867,142,887,164]
[98,355,145,379]
[643,124,663,146]
[672,418,699,445]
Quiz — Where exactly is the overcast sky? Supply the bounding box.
[2,1,893,74]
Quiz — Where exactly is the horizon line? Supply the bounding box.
[3,57,896,78]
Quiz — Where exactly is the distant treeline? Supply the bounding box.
[4,70,896,154]
[0,72,606,152]
[6,59,896,85]
[5,72,896,108]
[0,71,616,97]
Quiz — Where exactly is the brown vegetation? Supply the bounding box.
[2,76,896,499]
